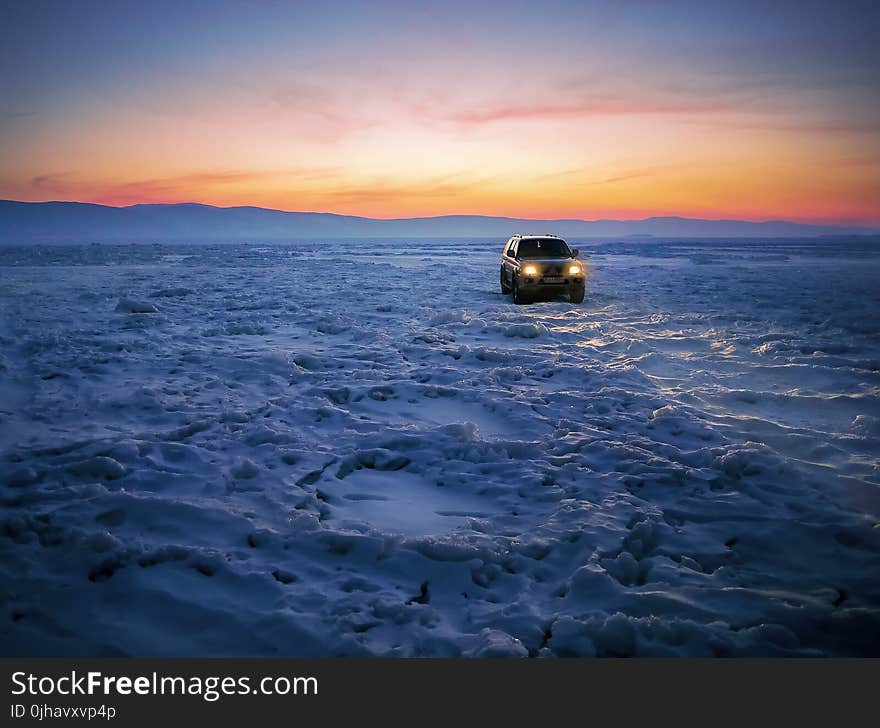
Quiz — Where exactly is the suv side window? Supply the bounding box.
[508,240,518,258]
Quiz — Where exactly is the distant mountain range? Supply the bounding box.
[1,199,877,243]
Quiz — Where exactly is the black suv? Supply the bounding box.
[500,235,585,304]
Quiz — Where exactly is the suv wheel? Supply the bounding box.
[512,276,528,305]
[500,267,511,294]
[570,287,585,304]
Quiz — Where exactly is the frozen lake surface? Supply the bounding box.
[1,238,879,656]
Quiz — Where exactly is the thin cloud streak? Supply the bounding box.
[32,168,346,206]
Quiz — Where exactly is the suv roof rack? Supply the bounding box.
[511,233,561,238]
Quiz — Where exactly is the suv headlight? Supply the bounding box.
[522,264,538,276]
[568,263,582,275]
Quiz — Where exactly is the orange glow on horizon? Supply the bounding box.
[3,103,877,225]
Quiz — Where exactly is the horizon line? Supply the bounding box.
[3,198,879,229]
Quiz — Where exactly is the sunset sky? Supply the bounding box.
[2,0,879,223]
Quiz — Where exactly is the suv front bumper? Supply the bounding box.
[519,276,584,294]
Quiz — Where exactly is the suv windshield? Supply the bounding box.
[517,238,571,258]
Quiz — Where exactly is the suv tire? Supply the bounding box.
[512,276,528,305]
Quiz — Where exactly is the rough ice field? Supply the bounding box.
[1,238,879,657]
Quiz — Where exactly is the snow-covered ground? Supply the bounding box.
[1,238,878,657]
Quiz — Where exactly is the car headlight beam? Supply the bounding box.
[568,263,582,276]
[522,264,538,276]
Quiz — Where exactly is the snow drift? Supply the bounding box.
[0,238,878,656]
